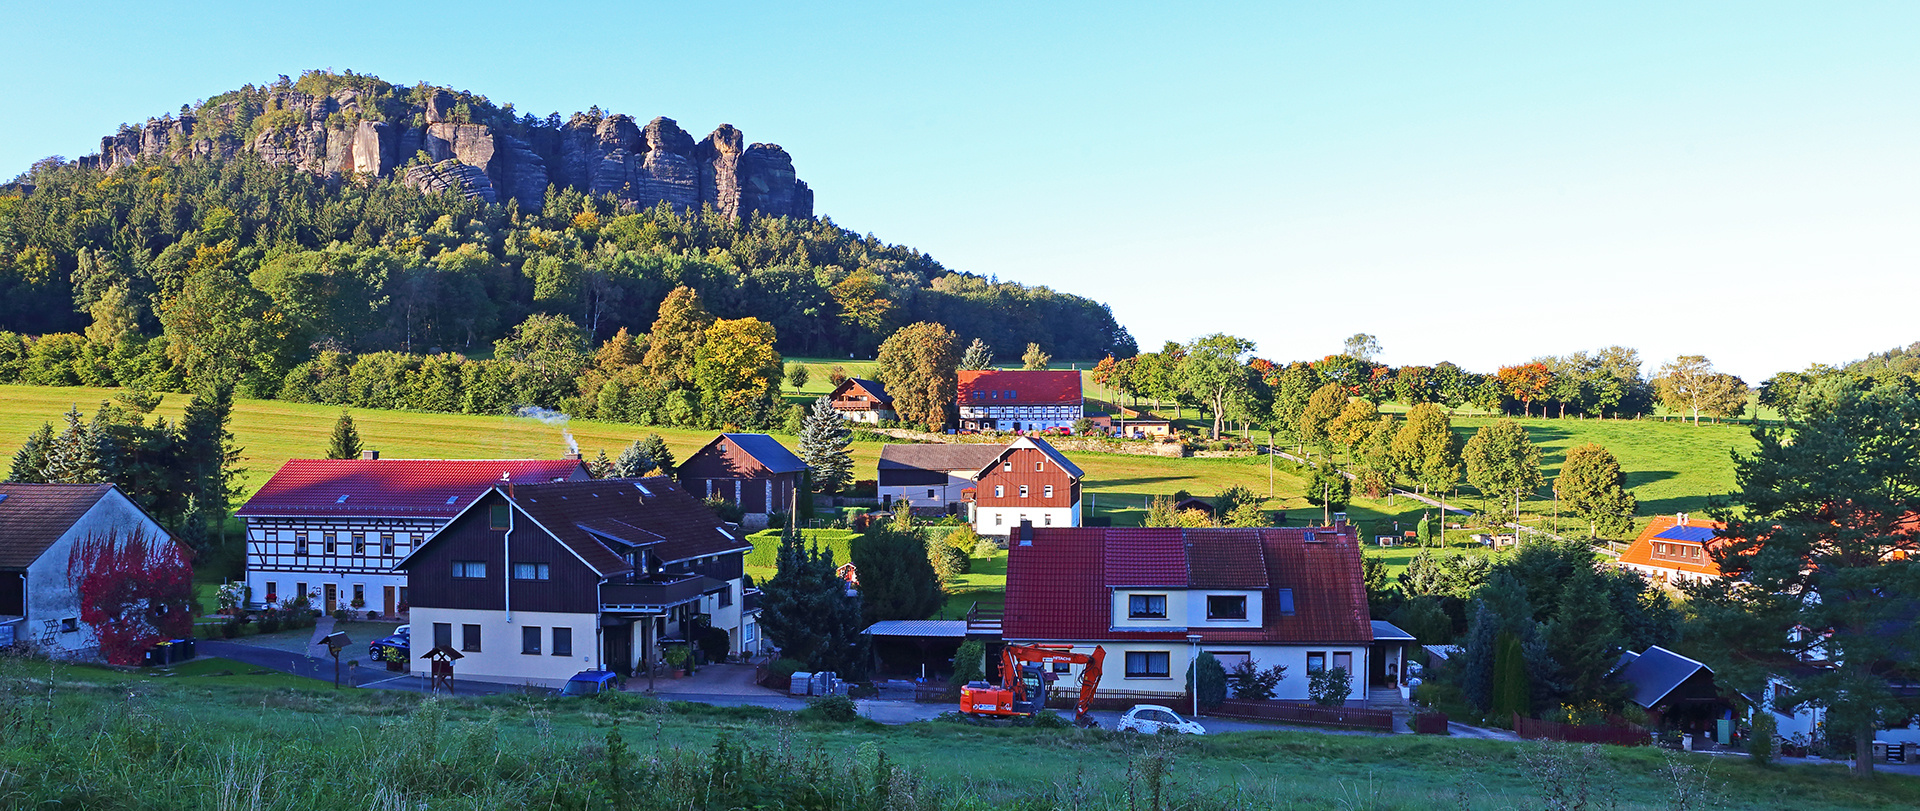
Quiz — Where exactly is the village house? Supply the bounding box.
[956,369,1084,433]
[677,434,805,529]
[964,436,1084,536]
[396,477,758,687]
[999,521,1394,706]
[876,444,1004,517]
[827,378,896,424]
[1616,513,1726,585]
[235,454,588,618]
[0,483,186,660]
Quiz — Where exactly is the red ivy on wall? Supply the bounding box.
[66,527,194,665]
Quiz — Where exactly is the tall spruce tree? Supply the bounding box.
[636,433,673,475]
[177,382,243,554]
[758,529,866,676]
[850,525,943,626]
[959,338,994,371]
[40,407,103,484]
[7,423,54,483]
[613,440,654,477]
[326,411,363,459]
[798,396,853,495]
[587,449,617,478]
[1544,562,1624,706]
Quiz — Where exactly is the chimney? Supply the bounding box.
[360,450,379,460]
[563,451,582,461]
[1018,520,1034,546]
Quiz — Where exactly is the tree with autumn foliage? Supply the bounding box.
[875,321,961,431]
[1494,362,1553,417]
[67,526,194,665]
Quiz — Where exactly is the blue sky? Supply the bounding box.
[5,2,1916,380]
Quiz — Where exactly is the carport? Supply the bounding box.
[863,620,968,680]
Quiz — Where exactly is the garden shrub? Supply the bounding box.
[802,694,859,723]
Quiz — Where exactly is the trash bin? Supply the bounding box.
[143,646,163,667]
[790,671,814,696]
[175,638,195,661]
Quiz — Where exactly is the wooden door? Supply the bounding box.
[383,586,396,617]
[324,584,337,613]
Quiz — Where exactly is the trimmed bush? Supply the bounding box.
[745,529,860,569]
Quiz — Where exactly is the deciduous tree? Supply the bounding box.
[67,526,194,666]
[1555,443,1637,539]
[1020,342,1050,370]
[1178,334,1256,439]
[1463,419,1542,522]
[875,321,960,431]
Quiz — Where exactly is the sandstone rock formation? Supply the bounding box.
[83,83,812,219]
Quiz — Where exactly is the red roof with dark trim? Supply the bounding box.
[957,370,1083,406]
[1004,526,1371,644]
[1618,515,1729,577]
[237,459,589,518]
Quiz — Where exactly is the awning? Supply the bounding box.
[863,620,968,638]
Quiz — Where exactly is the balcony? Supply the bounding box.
[601,573,719,612]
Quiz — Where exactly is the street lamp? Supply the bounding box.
[1186,633,1203,718]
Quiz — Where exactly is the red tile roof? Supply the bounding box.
[1187,529,1270,589]
[236,459,588,519]
[957,370,1083,406]
[1004,526,1371,644]
[1104,529,1187,587]
[1618,515,1728,577]
[0,483,116,569]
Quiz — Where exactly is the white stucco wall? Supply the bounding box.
[1029,642,1369,703]
[22,491,177,660]
[974,504,1078,536]
[409,607,601,688]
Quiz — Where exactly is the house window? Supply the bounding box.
[452,560,487,579]
[60,617,78,633]
[1307,652,1326,673]
[296,582,308,604]
[295,533,309,556]
[433,622,452,649]
[352,584,364,608]
[352,533,366,555]
[1128,594,1168,619]
[489,504,510,530]
[553,627,573,657]
[522,626,541,655]
[410,533,423,547]
[927,489,936,499]
[381,534,395,556]
[1332,652,1353,675]
[1207,595,1247,620]
[995,485,1005,498]
[462,624,482,652]
[1044,514,1052,526]
[1044,485,1054,499]
[1277,588,1295,615]
[264,582,278,604]
[512,562,551,581]
[1125,651,1171,678]
[1035,460,1044,471]
[1003,461,1012,472]
[1211,651,1253,671]
[324,533,337,555]
[719,586,733,607]
[1020,485,1030,498]
[994,514,1003,526]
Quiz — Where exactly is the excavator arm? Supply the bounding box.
[1073,646,1106,728]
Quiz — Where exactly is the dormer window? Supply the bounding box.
[1206,595,1247,620]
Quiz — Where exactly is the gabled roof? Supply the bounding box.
[1613,645,1713,709]
[878,443,1005,487]
[709,434,807,474]
[832,378,892,404]
[957,369,1083,405]
[0,483,116,569]
[1104,529,1187,587]
[1370,620,1417,642]
[236,458,588,519]
[975,436,1084,480]
[1618,514,1730,577]
[1003,526,1371,644]
[1187,529,1269,589]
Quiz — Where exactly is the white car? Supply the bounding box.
[1117,704,1206,735]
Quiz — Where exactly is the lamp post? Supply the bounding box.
[1186,633,1203,718]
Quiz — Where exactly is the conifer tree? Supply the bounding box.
[326,411,363,460]
[850,524,943,626]
[7,423,54,483]
[759,529,866,676]
[614,440,655,477]
[178,382,243,553]
[588,449,617,478]
[1545,562,1624,705]
[959,338,993,371]
[636,433,673,475]
[41,407,103,484]
[1021,342,1051,370]
[798,396,852,495]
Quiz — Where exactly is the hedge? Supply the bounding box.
[744,529,862,569]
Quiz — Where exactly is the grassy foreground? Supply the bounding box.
[0,657,1911,810]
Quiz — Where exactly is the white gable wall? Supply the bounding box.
[25,491,174,660]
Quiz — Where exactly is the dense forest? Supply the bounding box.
[0,71,1134,416]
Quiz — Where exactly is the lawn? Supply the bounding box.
[3,655,1914,810]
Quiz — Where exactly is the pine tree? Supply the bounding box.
[959,338,993,371]
[178,382,244,553]
[588,449,617,478]
[614,440,655,477]
[1545,562,1624,705]
[636,433,673,475]
[758,529,866,676]
[7,423,54,483]
[798,396,852,495]
[1021,342,1051,370]
[41,407,103,484]
[326,411,363,459]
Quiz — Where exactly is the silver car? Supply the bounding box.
[1117,704,1207,735]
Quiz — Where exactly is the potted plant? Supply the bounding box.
[664,644,690,678]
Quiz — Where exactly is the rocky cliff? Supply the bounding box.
[81,81,812,219]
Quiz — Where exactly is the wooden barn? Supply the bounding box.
[677,434,807,528]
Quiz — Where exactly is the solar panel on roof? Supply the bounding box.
[1655,525,1716,543]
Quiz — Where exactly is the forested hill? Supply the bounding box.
[0,70,1136,373]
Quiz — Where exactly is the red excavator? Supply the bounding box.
[959,644,1105,727]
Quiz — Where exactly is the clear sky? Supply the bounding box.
[5,2,1915,381]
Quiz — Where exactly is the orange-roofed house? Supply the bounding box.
[1617,513,1729,586]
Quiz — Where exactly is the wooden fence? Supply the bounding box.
[1211,700,1396,731]
[1512,713,1650,747]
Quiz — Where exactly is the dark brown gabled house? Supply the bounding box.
[677,434,806,528]
[396,477,758,687]
[829,378,896,424]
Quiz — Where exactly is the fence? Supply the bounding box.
[1211,700,1396,731]
[1512,713,1650,746]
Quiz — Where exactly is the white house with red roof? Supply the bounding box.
[236,453,587,619]
[1615,513,1728,585]
[957,370,1084,433]
[1000,522,1387,705]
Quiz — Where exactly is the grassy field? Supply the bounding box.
[1,656,1913,810]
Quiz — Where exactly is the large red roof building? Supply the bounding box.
[237,454,588,619]
[1000,521,1400,705]
[956,370,1084,432]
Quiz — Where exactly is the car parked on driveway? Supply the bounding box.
[1117,704,1206,735]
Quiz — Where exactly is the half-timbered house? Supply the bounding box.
[956,370,1084,432]
[396,477,755,687]
[236,454,588,618]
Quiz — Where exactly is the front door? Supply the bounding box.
[384,586,396,618]
[323,584,337,613]
[606,621,633,677]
